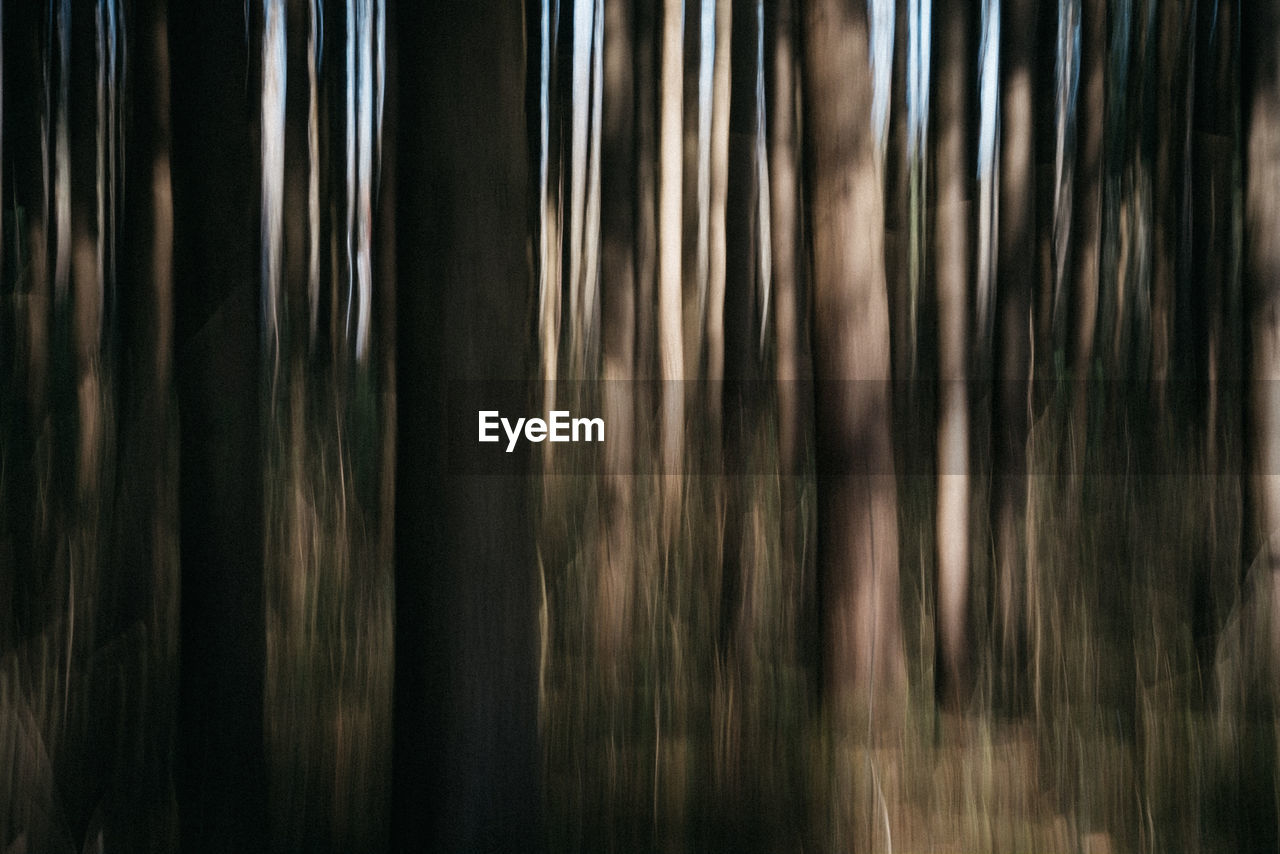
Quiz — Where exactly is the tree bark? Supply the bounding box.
[992,0,1036,708]
[1245,0,1280,685]
[1151,0,1191,412]
[766,0,809,661]
[659,0,686,499]
[705,0,732,445]
[931,0,976,711]
[597,0,638,662]
[801,0,906,728]
[1069,0,1106,463]
[170,4,267,849]
[393,1,543,850]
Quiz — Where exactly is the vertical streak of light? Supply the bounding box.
[540,0,552,286]
[356,0,375,361]
[705,0,730,411]
[345,0,357,346]
[581,0,603,366]
[98,0,120,340]
[42,3,51,272]
[539,0,563,416]
[868,0,893,156]
[755,0,771,352]
[308,1,321,348]
[96,1,107,348]
[658,0,685,477]
[1055,0,1080,325]
[907,0,932,375]
[538,0,557,401]
[696,0,714,320]
[1108,0,1130,355]
[977,0,1000,342]
[374,0,384,169]
[152,0,174,393]
[569,0,592,365]
[262,0,286,374]
[54,0,71,304]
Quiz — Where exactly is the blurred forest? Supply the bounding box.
[2,0,1280,852]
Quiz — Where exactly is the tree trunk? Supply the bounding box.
[992,0,1036,709]
[931,0,975,711]
[801,0,906,729]
[1239,2,1280,849]
[1191,0,1238,669]
[705,0,732,445]
[659,0,686,504]
[393,1,543,850]
[721,0,765,659]
[115,0,179,844]
[170,4,267,849]
[766,0,808,660]
[1245,0,1280,685]
[1151,0,1191,412]
[597,0,637,662]
[1069,0,1106,467]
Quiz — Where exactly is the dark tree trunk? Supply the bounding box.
[113,0,179,846]
[393,1,543,851]
[721,0,765,660]
[992,0,1037,710]
[1239,1,1280,850]
[169,5,267,851]
[1151,0,1191,411]
[598,0,638,663]
[1069,0,1106,454]
[1190,0,1239,674]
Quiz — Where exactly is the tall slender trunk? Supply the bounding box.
[1069,0,1106,467]
[766,0,806,652]
[932,0,976,711]
[721,0,764,657]
[992,0,1037,708]
[884,0,911,469]
[1151,0,1191,412]
[597,0,638,662]
[1191,0,1238,668]
[801,0,906,728]
[659,0,686,512]
[705,0,732,444]
[635,0,659,399]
